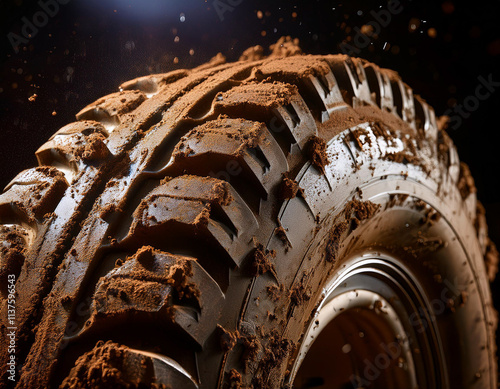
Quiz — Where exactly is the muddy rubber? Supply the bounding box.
[0,37,497,388]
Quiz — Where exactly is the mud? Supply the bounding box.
[0,226,27,294]
[218,325,239,352]
[251,243,277,277]
[77,90,147,120]
[289,275,311,307]
[251,330,294,388]
[227,369,243,389]
[457,162,476,200]
[76,132,109,162]
[267,284,286,302]
[485,238,499,282]
[274,225,289,246]
[326,199,380,263]
[174,117,265,159]
[217,82,297,110]
[4,34,497,389]
[91,246,200,323]
[306,136,329,174]
[59,341,170,389]
[279,174,301,200]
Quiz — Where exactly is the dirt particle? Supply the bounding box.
[135,245,156,267]
[218,325,238,352]
[459,291,468,307]
[485,238,499,282]
[279,174,302,200]
[267,284,285,302]
[59,341,171,389]
[326,199,380,263]
[193,203,211,227]
[251,330,294,388]
[289,276,311,307]
[344,199,380,230]
[228,369,243,389]
[241,335,261,372]
[306,136,329,174]
[274,226,289,246]
[251,244,277,277]
[325,221,349,263]
[457,162,476,200]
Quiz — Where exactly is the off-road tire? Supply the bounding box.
[0,43,498,388]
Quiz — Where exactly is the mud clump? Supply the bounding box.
[91,247,200,322]
[0,226,27,295]
[241,335,261,373]
[274,226,289,246]
[268,36,303,58]
[279,174,302,200]
[239,45,265,62]
[251,243,277,277]
[267,284,286,302]
[344,199,380,230]
[325,222,349,263]
[59,341,170,389]
[326,199,380,263]
[239,36,302,61]
[216,82,296,111]
[289,275,311,308]
[252,330,294,388]
[457,162,476,200]
[166,260,200,301]
[77,133,109,162]
[306,136,329,174]
[218,325,239,352]
[193,203,211,228]
[485,238,499,282]
[227,369,243,389]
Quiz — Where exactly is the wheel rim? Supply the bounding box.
[290,254,448,389]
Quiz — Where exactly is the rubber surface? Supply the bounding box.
[0,38,497,388]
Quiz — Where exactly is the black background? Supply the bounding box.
[1,0,500,359]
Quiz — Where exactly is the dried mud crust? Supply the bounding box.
[0,36,497,389]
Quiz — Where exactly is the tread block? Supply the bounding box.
[148,175,258,236]
[60,341,198,389]
[36,121,110,180]
[457,162,477,221]
[485,238,499,282]
[385,71,417,129]
[91,246,224,346]
[170,118,288,198]
[0,167,68,222]
[306,70,346,120]
[256,56,338,123]
[129,176,258,267]
[475,202,489,256]
[363,62,396,113]
[413,96,438,156]
[257,56,332,82]
[326,56,375,107]
[447,139,460,183]
[119,69,190,97]
[76,90,147,131]
[214,81,317,148]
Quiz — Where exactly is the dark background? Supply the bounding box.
[1,0,499,355]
